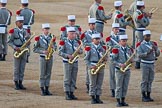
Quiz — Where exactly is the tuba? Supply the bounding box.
[91,46,111,75]
[68,41,82,64]
[45,34,56,60]
[14,32,35,58]
[120,51,135,72]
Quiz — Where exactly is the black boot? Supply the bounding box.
[19,80,26,90]
[147,92,154,102]
[142,92,149,102]
[14,81,20,90]
[45,86,52,96]
[111,89,115,97]
[121,97,129,106]
[91,95,97,104]
[40,87,46,96]
[70,92,78,100]
[116,98,122,107]
[96,95,103,104]
[26,55,29,63]
[0,54,2,61]
[1,54,6,61]
[86,84,89,93]
[135,62,140,69]
[65,91,72,100]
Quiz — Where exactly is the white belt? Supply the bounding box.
[0,24,6,25]
[40,54,46,56]
[63,58,78,62]
[63,58,68,62]
[141,59,154,64]
[96,20,103,23]
[136,28,146,30]
[91,63,97,65]
[119,28,126,31]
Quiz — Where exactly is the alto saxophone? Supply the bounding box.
[120,52,135,72]
[91,47,111,75]
[68,41,82,64]
[45,34,55,60]
[14,32,35,58]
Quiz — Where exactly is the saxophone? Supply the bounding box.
[45,34,55,60]
[120,52,135,72]
[68,41,82,64]
[91,47,111,75]
[14,32,35,58]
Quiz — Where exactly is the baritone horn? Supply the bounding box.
[124,9,136,29]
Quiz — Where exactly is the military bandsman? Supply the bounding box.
[8,16,30,90]
[137,30,160,102]
[33,23,57,96]
[106,23,120,97]
[89,0,112,33]
[0,0,12,61]
[111,35,133,107]
[84,33,107,104]
[59,27,83,100]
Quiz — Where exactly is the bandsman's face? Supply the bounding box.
[89,23,95,30]
[68,20,75,26]
[112,28,119,35]
[42,28,50,35]
[119,6,122,11]
[16,20,23,28]
[92,38,100,45]
[68,32,76,40]
[144,35,151,41]
[120,39,127,47]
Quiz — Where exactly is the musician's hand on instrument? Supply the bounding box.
[119,64,126,68]
[67,55,74,59]
[43,51,49,55]
[15,47,21,53]
[91,66,96,69]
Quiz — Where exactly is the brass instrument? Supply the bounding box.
[91,47,111,75]
[14,32,35,58]
[149,7,158,14]
[68,41,82,64]
[45,34,55,60]
[143,7,158,18]
[124,9,136,29]
[120,51,135,72]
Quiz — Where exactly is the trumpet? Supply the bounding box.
[143,7,158,18]
[68,41,82,64]
[149,7,158,14]
[45,34,55,60]
[120,52,135,72]
[14,32,35,58]
[91,46,111,75]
